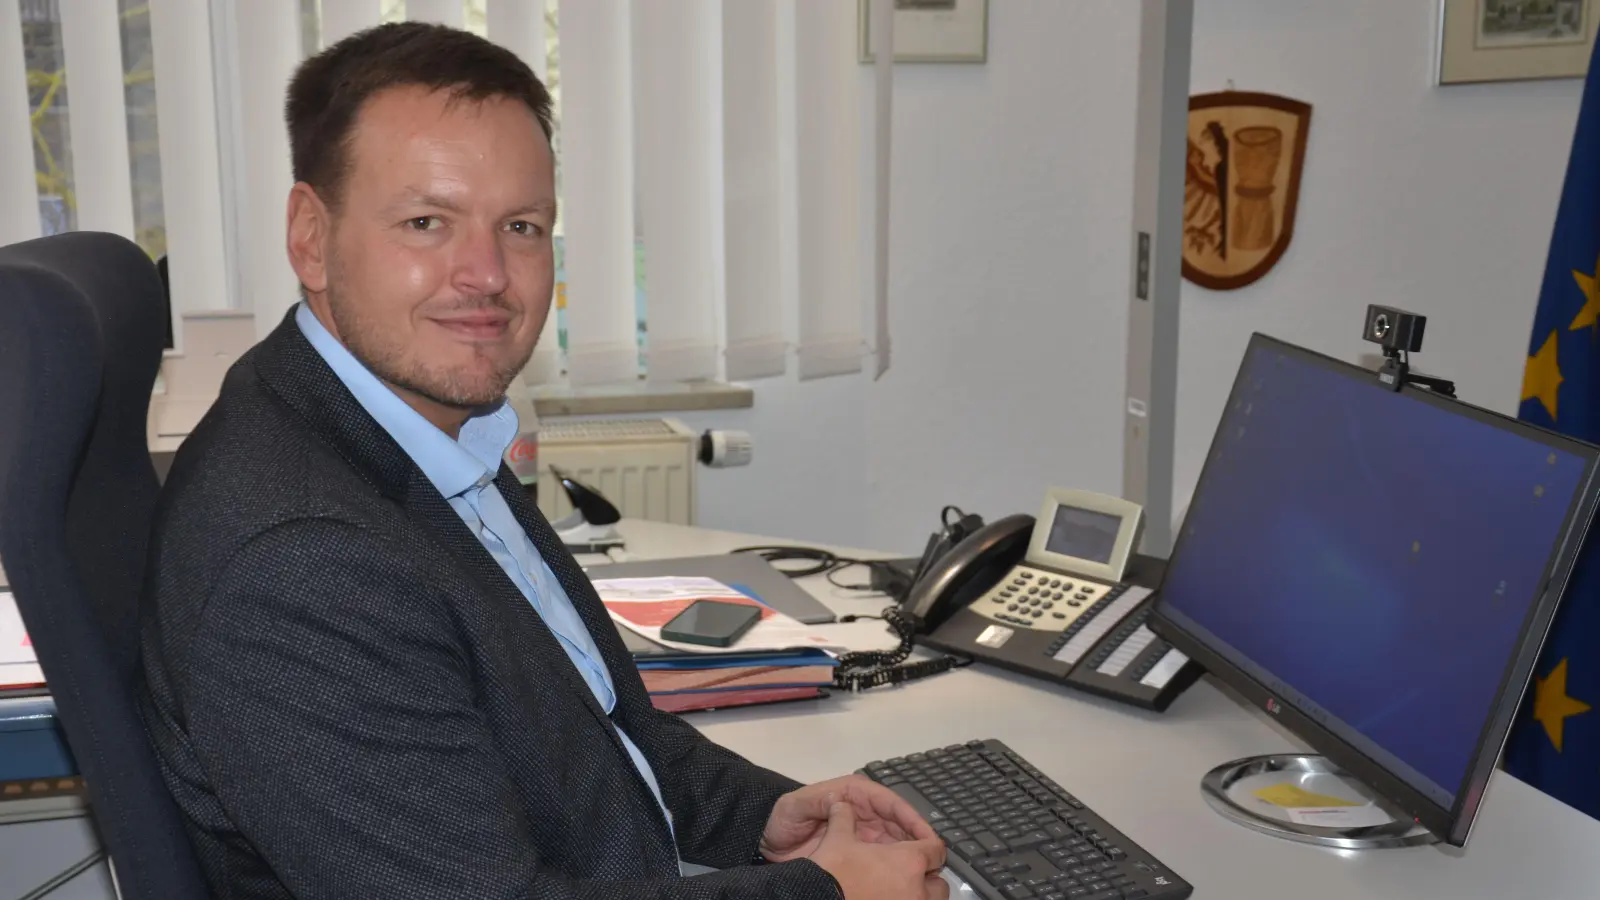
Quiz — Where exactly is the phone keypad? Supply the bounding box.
[978,565,1110,632]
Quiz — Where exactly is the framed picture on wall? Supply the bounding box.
[1437,0,1599,84]
[859,0,988,64]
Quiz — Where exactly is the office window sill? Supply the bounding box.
[529,380,753,418]
[146,379,755,458]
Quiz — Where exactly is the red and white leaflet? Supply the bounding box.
[591,576,843,654]
[0,591,44,689]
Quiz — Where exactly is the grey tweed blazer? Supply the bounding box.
[136,311,843,900]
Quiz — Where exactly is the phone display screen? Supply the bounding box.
[665,599,762,641]
[1044,506,1122,564]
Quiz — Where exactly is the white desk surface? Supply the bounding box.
[5,518,1599,899]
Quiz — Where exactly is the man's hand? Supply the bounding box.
[760,773,937,862]
[808,802,949,900]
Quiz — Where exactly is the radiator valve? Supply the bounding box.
[698,429,752,468]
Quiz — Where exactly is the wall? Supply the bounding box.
[1175,0,1583,520]
[685,0,1142,553]
[687,0,1586,554]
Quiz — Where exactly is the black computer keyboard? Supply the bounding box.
[862,739,1192,900]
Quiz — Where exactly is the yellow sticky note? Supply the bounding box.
[1253,783,1362,809]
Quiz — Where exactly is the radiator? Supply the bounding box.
[533,418,698,526]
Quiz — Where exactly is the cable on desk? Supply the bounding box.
[830,606,973,693]
[729,545,969,691]
[14,849,106,900]
[729,545,908,600]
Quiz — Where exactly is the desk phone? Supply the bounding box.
[901,488,1202,711]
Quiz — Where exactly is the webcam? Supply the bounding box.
[1363,304,1426,354]
[1363,304,1453,397]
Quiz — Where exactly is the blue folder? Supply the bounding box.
[0,695,77,782]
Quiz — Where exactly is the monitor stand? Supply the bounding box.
[1200,754,1438,849]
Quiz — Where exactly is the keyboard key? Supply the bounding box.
[1002,886,1035,899]
[1122,890,1148,900]
[1009,830,1052,851]
[975,831,1007,855]
[1083,891,1120,900]
[953,840,986,860]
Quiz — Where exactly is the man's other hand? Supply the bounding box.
[807,802,949,900]
[760,772,937,861]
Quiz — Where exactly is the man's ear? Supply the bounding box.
[286,183,331,295]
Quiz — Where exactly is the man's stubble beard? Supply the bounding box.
[323,267,534,411]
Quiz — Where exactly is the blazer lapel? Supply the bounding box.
[486,470,679,855]
[491,469,652,706]
[399,470,622,732]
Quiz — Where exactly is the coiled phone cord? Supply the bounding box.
[729,542,973,692]
[830,606,971,692]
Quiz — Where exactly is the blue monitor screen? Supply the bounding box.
[1157,341,1592,807]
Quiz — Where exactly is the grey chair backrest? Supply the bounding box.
[0,231,210,898]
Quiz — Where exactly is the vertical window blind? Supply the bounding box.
[3,0,894,385]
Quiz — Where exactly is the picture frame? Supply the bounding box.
[1437,0,1599,84]
[859,0,988,64]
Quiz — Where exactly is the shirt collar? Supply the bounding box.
[295,302,519,500]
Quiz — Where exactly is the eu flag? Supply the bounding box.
[1502,36,1600,821]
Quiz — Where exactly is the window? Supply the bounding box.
[21,0,166,260]
[9,2,859,392]
[537,0,650,378]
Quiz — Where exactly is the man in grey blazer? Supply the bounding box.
[136,21,947,900]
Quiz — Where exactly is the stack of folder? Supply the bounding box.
[597,576,842,713]
[1,590,85,823]
[623,632,838,712]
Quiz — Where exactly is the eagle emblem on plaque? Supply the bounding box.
[1182,91,1312,290]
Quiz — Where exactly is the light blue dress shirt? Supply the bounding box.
[295,303,676,850]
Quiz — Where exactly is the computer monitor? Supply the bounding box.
[1148,333,1600,847]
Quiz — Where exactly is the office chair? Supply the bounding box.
[0,232,211,899]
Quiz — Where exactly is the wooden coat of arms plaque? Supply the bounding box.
[1182,91,1312,291]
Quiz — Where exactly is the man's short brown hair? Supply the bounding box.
[285,21,554,210]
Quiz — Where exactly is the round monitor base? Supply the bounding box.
[1201,754,1439,850]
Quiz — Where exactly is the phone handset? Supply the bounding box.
[900,514,1035,631]
[830,511,1027,692]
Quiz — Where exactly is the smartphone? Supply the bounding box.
[660,599,763,648]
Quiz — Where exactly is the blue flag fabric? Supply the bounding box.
[1502,37,1600,820]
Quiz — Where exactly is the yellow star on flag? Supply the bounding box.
[1534,658,1591,752]
[1572,253,1600,332]
[1523,330,1564,420]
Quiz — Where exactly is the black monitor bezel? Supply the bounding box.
[1147,332,1600,847]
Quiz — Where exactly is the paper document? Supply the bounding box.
[1285,804,1394,829]
[0,592,43,689]
[592,576,843,655]
[1253,783,1362,809]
